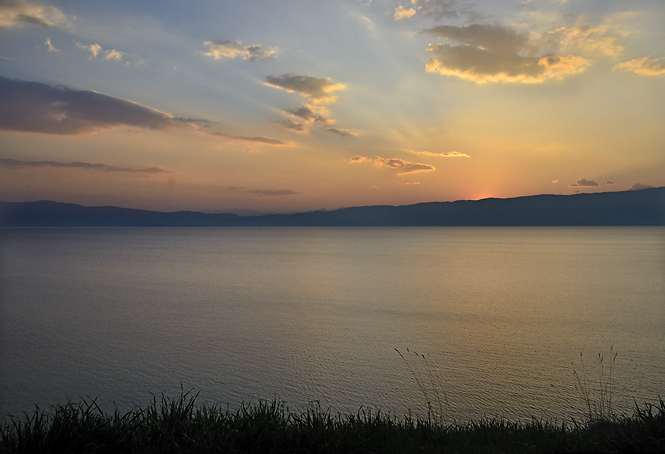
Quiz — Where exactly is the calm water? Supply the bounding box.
[1,227,664,423]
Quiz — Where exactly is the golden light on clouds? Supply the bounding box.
[615,57,665,76]
[0,1,663,212]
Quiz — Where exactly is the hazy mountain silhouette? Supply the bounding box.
[1,187,664,227]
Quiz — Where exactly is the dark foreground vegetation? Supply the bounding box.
[1,392,664,454]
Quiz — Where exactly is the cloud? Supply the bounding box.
[409,0,477,21]
[0,0,66,28]
[534,24,624,59]
[44,38,58,52]
[424,23,590,83]
[605,181,614,185]
[413,150,470,158]
[210,131,286,145]
[327,127,356,137]
[203,40,277,62]
[285,106,331,125]
[252,189,303,196]
[629,183,654,190]
[614,58,665,76]
[569,178,599,187]
[405,181,421,185]
[267,74,353,138]
[275,120,307,132]
[0,157,171,173]
[552,179,559,184]
[394,5,416,20]
[348,156,371,163]
[0,75,192,135]
[349,155,434,174]
[374,157,435,175]
[76,42,126,61]
[229,186,301,196]
[265,74,345,103]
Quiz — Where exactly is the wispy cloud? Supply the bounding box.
[0,157,172,173]
[411,150,470,158]
[403,0,478,22]
[210,131,286,145]
[0,0,66,28]
[230,186,302,196]
[252,189,302,196]
[203,40,277,62]
[44,37,59,52]
[614,57,665,76]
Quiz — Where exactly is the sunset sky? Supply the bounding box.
[1,0,664,213]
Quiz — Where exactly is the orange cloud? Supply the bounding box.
[415,150,470,158]
[394,5,416,20]
[424,23,590,84]
[0,0,66,28]
[373,157,435,175]
[614,57,665,76]
[203,40,277,61]
[265,74,345,103]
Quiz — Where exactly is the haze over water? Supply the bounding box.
[1,227,664,423]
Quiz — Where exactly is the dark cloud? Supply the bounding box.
[374,157,435,174]
[0,75,184,135]
[423,24,590,83]
[266,73,353,138]
[569,178,599,187]
[203,40,277,61]
[605,181,614,185]
[265,74,344,102]
[630,183,654,190]
[275,120,307,132]
[327,127,355,137]
[0,157,171,173]
[16,12,48,26]
[285,106,331,125]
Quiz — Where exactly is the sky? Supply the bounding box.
[1,0,664,213]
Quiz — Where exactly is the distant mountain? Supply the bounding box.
[1,187,664,227]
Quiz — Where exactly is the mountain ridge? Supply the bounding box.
[1,187,664,227]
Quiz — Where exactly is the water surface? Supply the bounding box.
[1,227,664,423]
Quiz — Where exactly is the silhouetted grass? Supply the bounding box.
[2,391,664,453]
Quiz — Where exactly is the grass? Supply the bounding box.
[1,391,664,453]
[395,348,449,425]
[2,349,662,452]
[572,346,618,424]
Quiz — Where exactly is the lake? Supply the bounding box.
[1,227,664,423]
